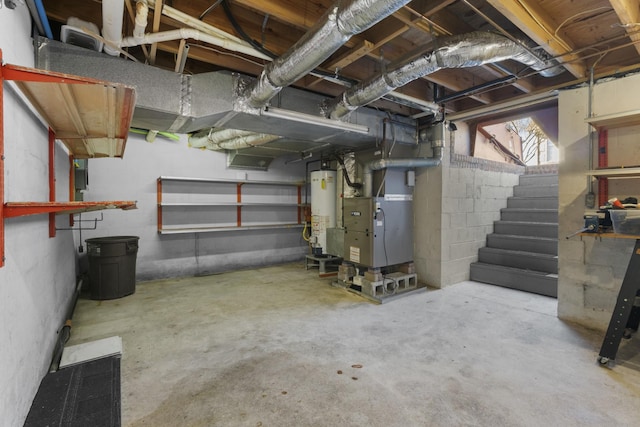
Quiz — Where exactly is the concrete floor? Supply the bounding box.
[68,262,640,426]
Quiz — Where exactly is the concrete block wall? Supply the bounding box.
[558,75,640,330]
[0,6,78,426]
[414,135,523,288]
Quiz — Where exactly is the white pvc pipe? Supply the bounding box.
[103,0,125,56]
[155,2,248,47]
[120,28,272,61]
[133,1,149,41]
[141,0,270,61]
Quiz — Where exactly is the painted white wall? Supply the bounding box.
[77,133,308,280]
[558,74,640,329]
[0,5,78,427]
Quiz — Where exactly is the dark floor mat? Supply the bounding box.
[25,356,120,427]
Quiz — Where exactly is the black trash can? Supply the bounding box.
[86,236,140,300]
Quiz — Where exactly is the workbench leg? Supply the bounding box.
[598,239,640,365]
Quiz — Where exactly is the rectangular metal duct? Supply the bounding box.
[34,37,417,149]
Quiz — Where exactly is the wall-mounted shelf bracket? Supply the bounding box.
[0,49,137,267]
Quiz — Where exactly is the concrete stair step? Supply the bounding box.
[500,208,558,223]
[514,184,558,198]
[507,196,558,209]
[493,221,558,238]
[470,262,558,297]
[519,174,558,187]
[478,247,557,274]
[487,234,557,255]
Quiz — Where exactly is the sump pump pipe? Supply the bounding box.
[362,128,444,197]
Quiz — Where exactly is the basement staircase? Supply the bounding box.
[470,173,558,297]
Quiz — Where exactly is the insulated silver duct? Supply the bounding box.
[327,31,564,119]
[189,128,280,150]
[241,0,411,109]
[212,133,281,150]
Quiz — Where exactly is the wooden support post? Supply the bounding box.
[149,0,163,65]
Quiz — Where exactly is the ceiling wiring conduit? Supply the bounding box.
[241,0,412,109]
[326,31,565,119]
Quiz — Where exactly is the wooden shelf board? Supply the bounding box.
[4,201,137,218]
[4,63,136,159]
[589,167,640,178]
[585,110,640,130]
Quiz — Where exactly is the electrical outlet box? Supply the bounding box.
[406,170,415,186]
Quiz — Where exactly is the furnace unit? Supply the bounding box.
[343,197,413,268]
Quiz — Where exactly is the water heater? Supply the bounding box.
[310,170,337,254]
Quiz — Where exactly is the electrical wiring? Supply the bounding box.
[221,0,275,60]
[378,207,389,268]
[514,0,572,51]
[554,7,612,39]
[199,0,224,21]
[302,220,311,242]
[190,43,266,67]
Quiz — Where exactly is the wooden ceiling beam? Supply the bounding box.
[229,0,331,31]
[609,0,640,56]
[486,0,587,78]
[307,40,376,87]
[428,70,496,105]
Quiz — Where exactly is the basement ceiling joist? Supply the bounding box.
[41,0,640,120]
